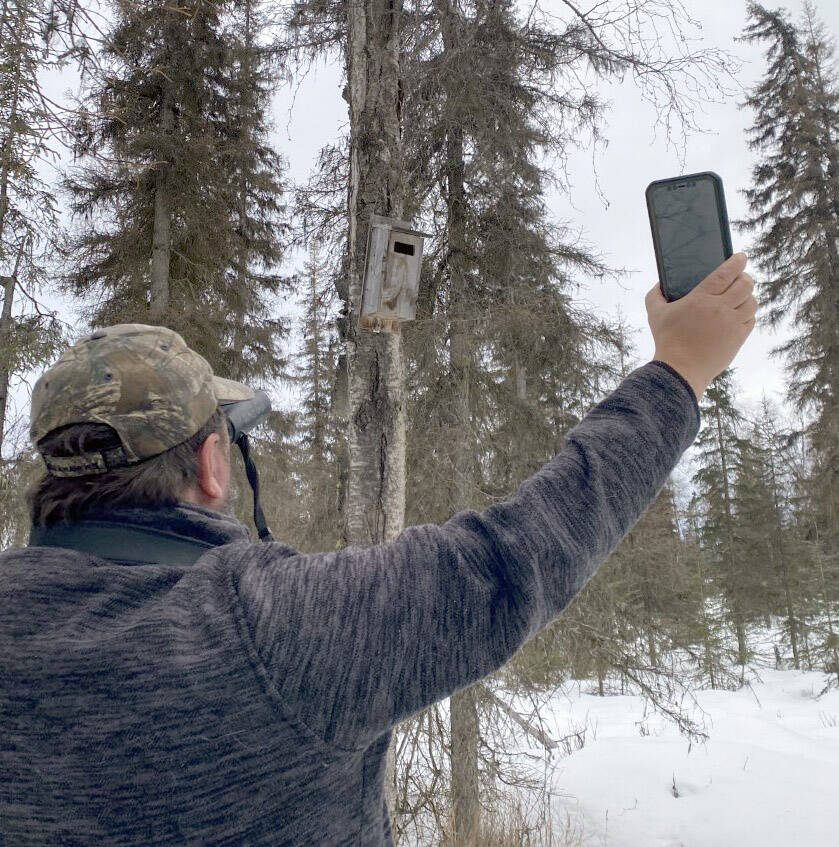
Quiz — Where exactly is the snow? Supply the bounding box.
[510,669,839,846]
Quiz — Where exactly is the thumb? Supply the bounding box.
[693,252,748,296]
[645,281,667,313]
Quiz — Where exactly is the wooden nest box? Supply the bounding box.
[359,214,430,333]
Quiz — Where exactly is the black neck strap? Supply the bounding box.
[28,521,218,566]
[235,433,274,542]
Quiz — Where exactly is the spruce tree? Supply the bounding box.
[287,242,341,551]
[681,492,729,689]
[739,1,839,569]
[692,369,753,668]
[756,394,839,674]
[215,0,289,382]
[0,0,65,457]
[400,2,622,838]
[62,0,288,382]
[625,483,693,669]
[733,410,802,665]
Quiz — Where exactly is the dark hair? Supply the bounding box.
[27,409,229,528]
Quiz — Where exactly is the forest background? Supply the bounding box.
[1,0,838,844]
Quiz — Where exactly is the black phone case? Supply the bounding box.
[645,171,734,302]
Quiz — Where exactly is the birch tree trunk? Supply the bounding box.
[344,0,407,834]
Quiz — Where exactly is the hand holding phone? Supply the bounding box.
[645,253,758,400]
[646,172,733,301]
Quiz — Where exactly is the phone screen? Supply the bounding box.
[648,176,728,300]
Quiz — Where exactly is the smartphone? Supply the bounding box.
[645,171,733,302]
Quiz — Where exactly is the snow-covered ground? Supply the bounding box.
[512,669,839,846]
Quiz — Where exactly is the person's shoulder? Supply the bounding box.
[209,538,304,569]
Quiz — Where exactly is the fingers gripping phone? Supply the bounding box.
[646,171,733,302]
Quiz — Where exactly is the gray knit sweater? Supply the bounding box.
[0,360,700,846]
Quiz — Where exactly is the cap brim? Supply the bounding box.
[213,376,255,404]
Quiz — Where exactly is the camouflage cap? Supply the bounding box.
[30,324,254,477]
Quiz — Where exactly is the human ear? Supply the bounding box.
[196,433,224,501]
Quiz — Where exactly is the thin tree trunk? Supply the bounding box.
[332,344,349,526]
[816,549,839,684]
[230,0,253,378]
[0,242,23,452]
[514,352,526,402]
[802,622,813,669]
[643,582,658,669]
[309,251,326,468]
[0,0,12,48]
[0,0,23,252]
[0,1,25,455]
[433,1,482,842]
[767,446,801,668]
[0,271,17,454]
[697,555,717,689]
[714,402,748,666]
[781,556,801,669]
[448,315,480,846]
[150,81,174,322]
[627,529,659,669]
[344,0,407,836]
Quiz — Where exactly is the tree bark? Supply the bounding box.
[343,0,406,544]
[0,0,22,257]
[150,80,174,322]
[431,1,482,842]
[0,0,24,455]
[0,272,16,455]
[343,0,407,834]
[448,308,480,842]
[230,0,253,378]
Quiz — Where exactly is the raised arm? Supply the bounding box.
[235,253,757,751]
[234,360,699,751]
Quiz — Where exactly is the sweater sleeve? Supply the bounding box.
[233,360,701,751]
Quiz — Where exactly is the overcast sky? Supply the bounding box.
[9,0,839,471]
